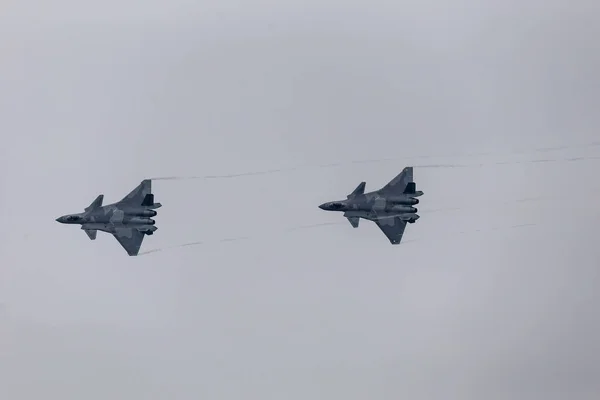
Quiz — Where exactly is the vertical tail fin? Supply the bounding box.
[403,182,416,194]
[142,193,162,209]
[141,194,154,206]
[403,181,423,197]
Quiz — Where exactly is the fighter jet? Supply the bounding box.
[55,179,162,256]
[318,167,423,245]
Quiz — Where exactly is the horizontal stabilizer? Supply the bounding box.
[85,195,103,212]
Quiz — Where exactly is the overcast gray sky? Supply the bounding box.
[1,0,600,399]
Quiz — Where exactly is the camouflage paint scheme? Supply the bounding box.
[56,180,162,256]
[318,167,423,244]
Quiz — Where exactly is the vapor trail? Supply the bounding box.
[148,152,600,182]
[400,222,540,245]
[149,167,299,181]
[219,236,251,242]
[138,220,542,256]
[138,240,204,256]
[138,195,556,255]
[285,222,345,232]
[138,237,252,255]
[135,191,600,256]
[136,194,565,255]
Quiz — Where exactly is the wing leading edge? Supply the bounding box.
[113,228,145,256]
[378,167,413,195]
[374,217,407,245]
[119,179,152,206]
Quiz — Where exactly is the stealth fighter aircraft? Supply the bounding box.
[318,167,423,244]
[56,179,161,256]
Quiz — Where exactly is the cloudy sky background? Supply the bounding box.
[1,0,599,399]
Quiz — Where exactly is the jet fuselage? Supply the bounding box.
[56,204,157,235]
[319,191,419,213]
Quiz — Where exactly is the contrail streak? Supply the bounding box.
[138,221,542,256]
[148,152,600,182]
[136,194,564,255]
[401,222,540,245]
[150,167,299,181]
[138,240,204,256]
[138,237,251,255]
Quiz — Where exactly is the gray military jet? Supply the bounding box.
[56,179,162,256]
[318,167,423,245]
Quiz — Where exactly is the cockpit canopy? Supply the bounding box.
[328,202,344,210]
[65,215,82,222]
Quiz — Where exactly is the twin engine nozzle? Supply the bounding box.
[389,205,418,213]
[132,209,157,217]
[389,197,419,206]
[128,217,156,225]
[402,198,419,205]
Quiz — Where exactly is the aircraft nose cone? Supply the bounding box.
[318,203,327,210]
[56,217,63,223]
